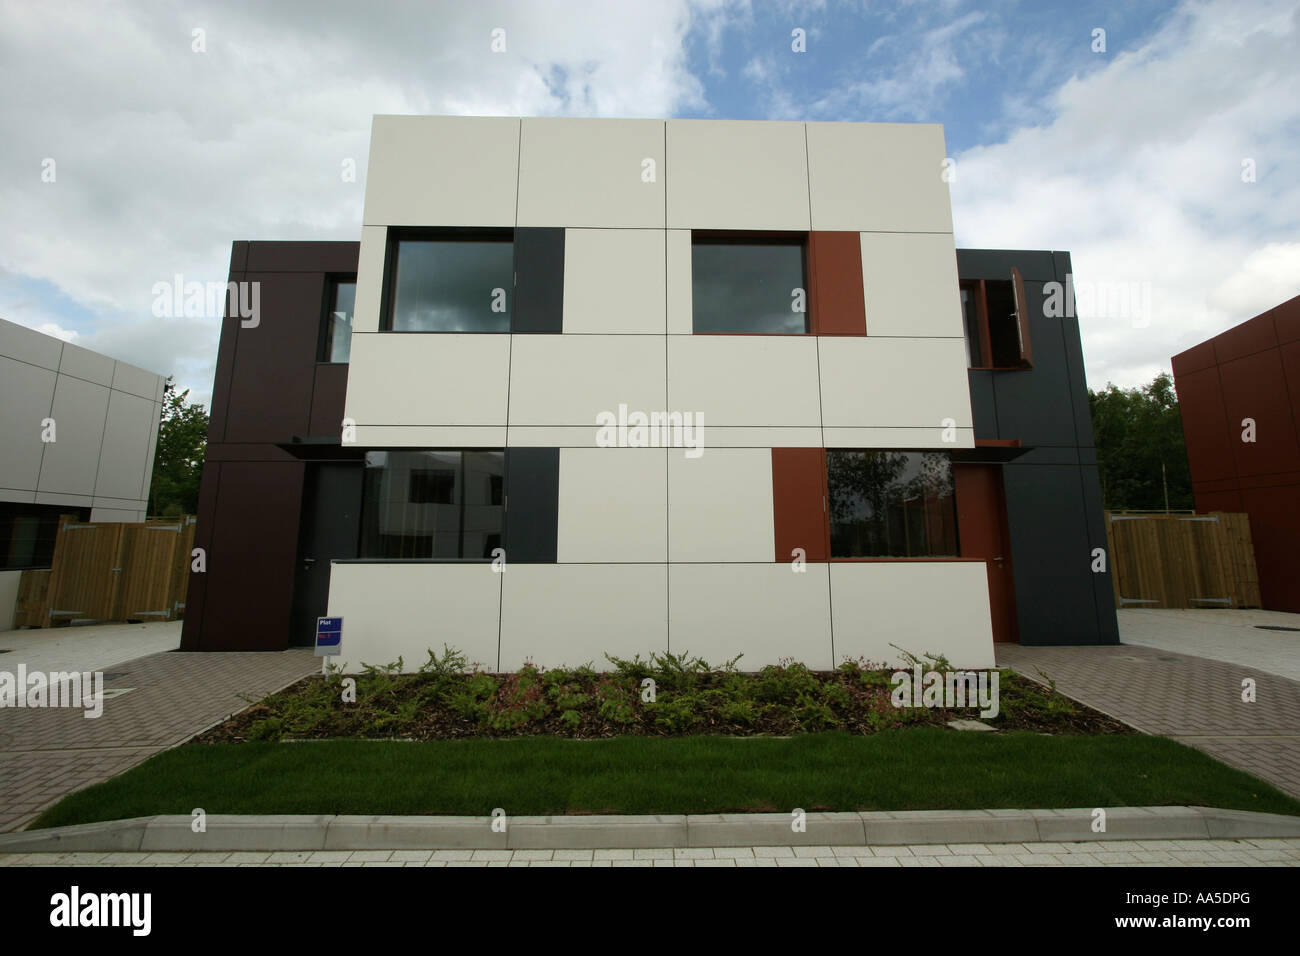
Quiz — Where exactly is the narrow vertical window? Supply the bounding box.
[320,278,357,363]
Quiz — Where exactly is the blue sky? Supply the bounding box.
[1,0,1296,408]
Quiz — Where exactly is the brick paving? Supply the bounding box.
[0,648,317,832]
[3,838,1297,866]
[996,643,1300,799]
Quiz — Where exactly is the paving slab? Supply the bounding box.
[0,645,317,831]
[996,641,1300,798]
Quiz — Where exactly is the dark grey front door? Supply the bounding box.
[290,462,362,646]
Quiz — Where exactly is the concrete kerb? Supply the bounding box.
[1,807,1298,855]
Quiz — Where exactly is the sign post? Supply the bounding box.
[315,616,342,674]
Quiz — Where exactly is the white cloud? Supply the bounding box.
[0,0,715,405]
[951,0,1300,389]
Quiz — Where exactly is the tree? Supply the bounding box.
[1088,372,1193,511]
[147,377,209,516]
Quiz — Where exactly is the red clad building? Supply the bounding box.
[1171,294,1300,612]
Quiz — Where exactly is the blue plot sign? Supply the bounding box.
[315,617,342,657]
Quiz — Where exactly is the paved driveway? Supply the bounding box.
[0,633,316,832]
[1119,608,1300,682]
[996,640,1300,800]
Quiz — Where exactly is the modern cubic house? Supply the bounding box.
[181,115,1117,669]
[0,317,165,628]
[1172,294,1300,613]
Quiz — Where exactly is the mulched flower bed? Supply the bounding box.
[191,649,1134,743]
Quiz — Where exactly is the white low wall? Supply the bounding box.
[327,559,995,673]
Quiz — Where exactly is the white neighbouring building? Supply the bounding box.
[0,318,164,628]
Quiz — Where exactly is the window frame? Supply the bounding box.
[358,448,506,562]
[959,273,1033,371]
[378,227,515,335]
[690,230,811,335]
[824,449,962,560]
[317,274,358,364]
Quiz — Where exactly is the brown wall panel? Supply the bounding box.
[223,272,326,444]
[199,461,305,650]
[772,448,828,561]
[1240,483,1300,612]
[1174,366,1236,482]
[809,232,866,335]
[1213,311,1278,364]
[1171,340,1216,377]
[179,459,222,651]
[1218,350,1300,477]
[309,363,350,438]
[245,240,360,274]
[1274,295,1300,344]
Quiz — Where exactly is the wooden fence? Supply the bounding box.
[15,516,196,628]
[1104,511,1260,609]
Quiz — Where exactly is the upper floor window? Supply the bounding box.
[361,450,505,559]
[692,235,808,333]
[384,232,513,333]
[319,278,356,363]
[827,451,957,558]
[960,269,1033,370]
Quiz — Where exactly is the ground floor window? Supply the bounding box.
[827,451,958,558]
[0,503,89,570]
[360,450,504,559]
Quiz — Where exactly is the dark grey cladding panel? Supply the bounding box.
[967,370,998,440]
[1002,463,1108,644]
[504,447,559,562]
[1080,465,1120,643]
[1003,446,1081,466]
[1053,252,1099,450]
[956,249,1057,283]
[1079,446,1097,465]
[512,228,565,333]
[992,278,1081,448]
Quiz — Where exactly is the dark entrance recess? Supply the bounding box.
[953,463,1019,643]
[289,462,362,646]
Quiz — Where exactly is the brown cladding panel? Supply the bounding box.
[1213,311,1278,365]
[772,448,828,561]
[199,461,305,650]
[1274,295,1300,344]
[222,272,326,444]
[1240,483,1300,613]
[809,232,866,335]
[1173,366,1235,482]
[1281,340,1300,434]
[1218,350,1300,478]
[245,241,360,274]
[309,363,350,439]
[179,459,223,651]
[1171,341,1217,377]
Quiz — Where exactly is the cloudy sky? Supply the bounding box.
[2,0,1296,409]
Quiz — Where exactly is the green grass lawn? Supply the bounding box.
[32,730,1300,829]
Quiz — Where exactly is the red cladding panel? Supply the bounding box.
[1214,312,1278,365]
[1274,295,1300,344]
[1173,366,1236,482]
[772,448,828,561]
[1171,341,1217,377]
[1240,484,1300,612]
[809,232,866,336]
[1218,350,1300,477]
